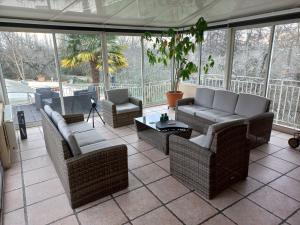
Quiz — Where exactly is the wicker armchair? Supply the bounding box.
[169,120,249,199]
[101,88,142,128]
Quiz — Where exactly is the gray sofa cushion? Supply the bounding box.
[235,94,270,117]
[116,103,139,114]
[73,129,106,147]
[216,114,245,123]
[190,135,211,149]
[44,105,53,117]
[195,109,231,122]
[67,121,94,133]
[213,90,238,113]
[107,88,129,105]
[51,111,65,127]
[80,139,125,154]
[177,105,210,115]
[194,88,215,108]
[57,120,81,156]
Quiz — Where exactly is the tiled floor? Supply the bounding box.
[4,105,300,225]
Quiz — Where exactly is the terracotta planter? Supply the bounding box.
[166,91,183,108]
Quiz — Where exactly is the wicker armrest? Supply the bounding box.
[245,112,274,135]
[176,98,195,109]
[169,135,214,163]
[63,114,84,124]
[129,97,142,109]
[66,145,128,190]
[101,100,116,113]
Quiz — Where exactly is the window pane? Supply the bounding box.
[200,29,227,88]
[268,23,300,129]
[231,27,271,96]
[184,35,200,84]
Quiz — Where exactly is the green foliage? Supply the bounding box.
[143,17,214,92]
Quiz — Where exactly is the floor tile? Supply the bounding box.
[131,163,168,184]
[156,158,170,173]
[202,214,235,225]
[257,155,297,173]
[114,127,136,137]
[207,189,243,210]
[231,177,264,196]
[273,148,300,165]
[25,178,65,205]
[112,173,143,197]
[5,162,21,176]
[250,149,268,161]
[78,199,128,225]
[22,155,52,172]
[115,187,161,220]
[50,215,79,225]
[148,176,189,203]
[269,136,289,148]
[287,167,300,182]
[122,134,140,144]
[4,174,22,192]
[27,194,73,225]
[224,199,281,225]
[4,188,23,213]
[3,208,26,225]
[131,141,154,152]
[142,148,167,162]
[21,147,47,160]
[20,140,45,151]
[127,145,139,156]
[257,143,283,154]
[276,132,292,140]
[75,196,111,212]
[23,165,57,186]
[167,192,217,225]
[128,153,152,170]
[269,176,300,201]
[287,210,300,225]
[248,186,300,219]
[131,206,183,225]
[248,163,281,183]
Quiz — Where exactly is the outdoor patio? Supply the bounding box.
[4,105,300,225]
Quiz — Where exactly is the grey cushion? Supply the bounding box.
[195,109,231,122]
[116,103,139,114]
[212,90,238,113]
[73,129,106,147]
[51,111,65,127]
[216,114,245,123]
[67,122,94,133]
[107,88,129,105]
[190,119,245,149]
[194,88,215,108]
[44,105,53,117]
[57,120,81,156]
[177,105,210,115]
[235,94,270,117]
[80,139,125,154]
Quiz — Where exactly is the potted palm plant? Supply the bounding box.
[144,17,214,107]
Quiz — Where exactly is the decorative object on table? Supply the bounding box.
[86,98,105,128]
[17,111,27,140]
[288,132,300,149]
[160,113,169,122]
[143,17,214,108]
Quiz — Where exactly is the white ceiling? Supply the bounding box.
[0,0,299,28]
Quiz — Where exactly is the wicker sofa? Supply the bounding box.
[176,87,274,148]
[40,106,128,208]
[169,119,249,199]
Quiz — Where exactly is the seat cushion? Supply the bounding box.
[195,109,231,122]
[212,90,238,113]
[216,114,245,123]
[235,93,270,117]
[73,129,106,147]
[107,88,129,105]
[51,111,65,127]
[190,135,211,149]
[194,88,215,108]
[116,103,139,114]
[57,120,81,156]
[44,105,53,117]
[177,105,210,115]
[67,121,94,133]
[80,139,125,154]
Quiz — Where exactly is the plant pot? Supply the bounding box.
[166,91,183,108]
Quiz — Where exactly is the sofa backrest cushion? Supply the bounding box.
[44,105,53,117]
[212,90,238,113]
[58,120,81,156]
[194,88,215,108]
[106,88,129,105]
[235,93,270,117]
[51,111,65,127]
[36,87,51,96]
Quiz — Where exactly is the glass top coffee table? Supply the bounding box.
[135,113,192,154]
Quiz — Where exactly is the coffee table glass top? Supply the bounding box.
[135,113,189,131]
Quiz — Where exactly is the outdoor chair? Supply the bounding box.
[35,87,59,110]
[73,85,97,100]
[101,88,142,128]
[169,119,249,199]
